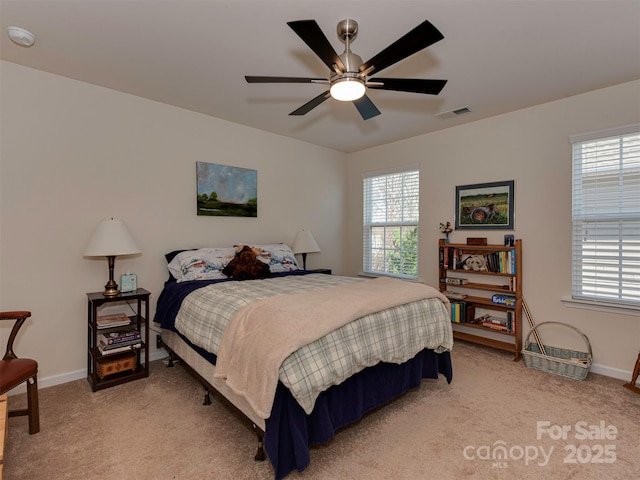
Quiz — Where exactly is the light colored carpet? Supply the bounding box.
[5,341,639,479]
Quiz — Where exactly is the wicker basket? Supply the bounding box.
[97,352,137,379]
[522,321,592,381]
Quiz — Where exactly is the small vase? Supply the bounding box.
[445,233,450,244]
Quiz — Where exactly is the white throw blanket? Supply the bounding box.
[214,277,450,419]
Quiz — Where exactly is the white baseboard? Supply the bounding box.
[7,349,169,396]
[8,353,632,396]
[590,362,632,381]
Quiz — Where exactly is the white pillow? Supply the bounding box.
[238,243,299,273]
[168,247,236,282]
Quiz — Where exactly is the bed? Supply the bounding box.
[154,244,454,479]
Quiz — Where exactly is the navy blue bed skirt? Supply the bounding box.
[266,348,452,479]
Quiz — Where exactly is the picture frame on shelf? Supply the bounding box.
[455,180,515,230]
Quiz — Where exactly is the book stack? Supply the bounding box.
[98,330,142,355]
[446,291,468,324]
[476,312,514,332]
[444,291,467,300]
[96,312,131,328]
[450,301,475,324]
[451,301,465,323]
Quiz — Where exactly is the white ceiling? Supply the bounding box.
[1,0,639,153]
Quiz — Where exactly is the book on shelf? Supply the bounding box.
[477,314,514,332]
[99,330,141,348]
[507,311,515,332]
[99,337,141,351]
[445,277,468,286]
[491,294,516,307]
[444,291,467,300]
[96,312,131,328]
[468,313,489,324]
[440,246,449,269]
[482,320,509,332]
[98,342,141,356]
[450,301,472,323]
[465,303,476,323]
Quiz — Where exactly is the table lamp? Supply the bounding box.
[292,229,320,270]
[84,218,141,296]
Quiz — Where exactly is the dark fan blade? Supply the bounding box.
[359,20,444,76]
[353,94,381,120]
[245,76,326,83]
[290,90,331,116]
[367,78,447,95]
[287,20,346,73]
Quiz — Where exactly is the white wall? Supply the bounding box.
[345,80,640,378]
[0,61,346,387]
[2,60,638,388]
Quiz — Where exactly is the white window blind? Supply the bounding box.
[363,168,419,279]
[571,125,640,307]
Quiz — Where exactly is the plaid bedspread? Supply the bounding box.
[174,274,452,414]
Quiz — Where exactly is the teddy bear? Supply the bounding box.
[222,245,271,280]
[461,255,488,271]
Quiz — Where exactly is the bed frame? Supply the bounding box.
[160,329,267,461]
[160,328,453,480]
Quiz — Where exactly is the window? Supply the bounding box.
[363,167,419,279]
[570,124,640,308]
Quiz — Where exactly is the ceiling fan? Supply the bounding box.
[245,19,447,120]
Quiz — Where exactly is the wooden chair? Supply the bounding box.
[623,351,640,395]
[0,311,40,434]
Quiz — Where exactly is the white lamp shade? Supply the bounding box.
[292,230,320,254]
[84,218,141,257]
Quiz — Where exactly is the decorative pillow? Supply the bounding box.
[165,248,195,264]
[168,247,236,282]
[236,243,299,273]
[258,243,299,272]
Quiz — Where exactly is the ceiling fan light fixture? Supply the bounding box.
[250,18,446,118]
[330,77,365,102]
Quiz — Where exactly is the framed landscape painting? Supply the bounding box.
[196,162,257,217]
[455,180,514,230]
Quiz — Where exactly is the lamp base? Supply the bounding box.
[103,255,120,296]
[103,279,119,297]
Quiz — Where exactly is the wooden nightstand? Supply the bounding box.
[308,269,331,275]
[87,288,150,391]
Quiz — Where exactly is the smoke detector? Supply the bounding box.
[7,26,36,47]
[435,106,472,121]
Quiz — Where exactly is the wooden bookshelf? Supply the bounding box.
[439,239,523,360]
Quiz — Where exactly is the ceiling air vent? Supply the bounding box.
[435,106,472,121]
